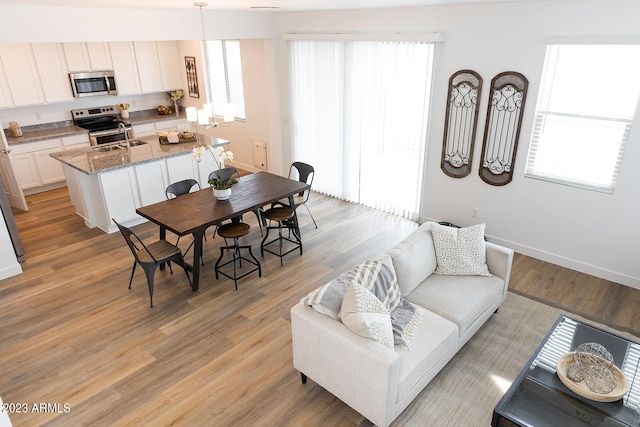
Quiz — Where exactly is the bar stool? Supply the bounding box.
[260,206,302,266]
[214,223,261,290]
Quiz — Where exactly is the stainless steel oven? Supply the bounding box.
[71,106,133,146]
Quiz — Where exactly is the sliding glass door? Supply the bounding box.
[290,39,434,220]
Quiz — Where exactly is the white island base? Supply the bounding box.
[57,137,222,234]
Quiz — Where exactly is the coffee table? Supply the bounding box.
[492,315,640,427]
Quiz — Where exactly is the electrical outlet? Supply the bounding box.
[471,207,479,218]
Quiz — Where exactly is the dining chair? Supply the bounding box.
[260,205,302,266]
[113,219,192,308]
[215,222,261,290]
[165,178,204,265]
[288,162,317,229]
[209,168,264,236]
[208,167,241,184]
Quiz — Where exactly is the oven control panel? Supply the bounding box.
[71,105,119,119]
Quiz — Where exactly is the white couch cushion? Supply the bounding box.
[432,223,491,276]
[395,305,458,402]
[387,222,437,296]
[406,274,504,337]
[340,282,394,350]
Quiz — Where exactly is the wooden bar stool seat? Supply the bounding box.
[215,223,261,290]
[260,206,302,266]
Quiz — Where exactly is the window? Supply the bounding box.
[290,40,434,220]
[205,40,246,120]
[525,44,640,193]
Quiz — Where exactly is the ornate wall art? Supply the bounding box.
[441,70,483,178]
[479,71,528,186]
[185,56,199,98]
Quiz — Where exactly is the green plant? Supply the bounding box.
[192,145,237,190]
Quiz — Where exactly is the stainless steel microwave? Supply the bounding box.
[68,70,118,98]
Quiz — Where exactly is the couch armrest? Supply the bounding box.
[291,303,401,427]
[485,241,514,299]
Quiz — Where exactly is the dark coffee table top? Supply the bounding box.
[492,315,640,427]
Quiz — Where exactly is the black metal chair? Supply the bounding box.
[215,222,261,290]
[113,219,192,308]
[288,162,317,229]
[165,179,204,264]
[208,167,241,185]
[260,206,302,266]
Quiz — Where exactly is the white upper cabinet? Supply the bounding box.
[31,43,74,103]
[0,60,13,108]
[134,41,182,94]
[157,41,182,91]
[109,42,141,95]
[0,44,45,107]
[63,42,112,72]
[134,41,164,93]
[87,42,112,70]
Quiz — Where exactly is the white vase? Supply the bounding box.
[213,188,231,200]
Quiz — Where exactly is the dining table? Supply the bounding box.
[135,171,310,291]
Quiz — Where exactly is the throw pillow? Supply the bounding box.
[432,223,491,276]
[300,275,351,320]
[300,254,402,320]
[340,282,394,351]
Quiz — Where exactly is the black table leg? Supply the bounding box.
[191,228,205,291]
[288,195,302,240]
[159,226,167,271]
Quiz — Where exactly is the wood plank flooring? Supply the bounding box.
[1,185,638,426]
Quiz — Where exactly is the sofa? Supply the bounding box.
[291,221,514,427]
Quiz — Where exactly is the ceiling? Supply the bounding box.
[0,0,538,12]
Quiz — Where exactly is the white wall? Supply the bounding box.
[276,0,640,289]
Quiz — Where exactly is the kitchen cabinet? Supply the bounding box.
[11,153,40,190]
[59,142,219,233]
[63,42,112,72]
[154,118,188,133]
[157,41,182,91]
[109,42,141,96]
[134,41,163,93]
[10,138,66,193]
[132,123,156,137]
[0,62,12,108]
[62,134,90,150]
[134,41,182,94]
[31,43,74,103]
[0,44,45,107]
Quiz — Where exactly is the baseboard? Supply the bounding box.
[490,236,640,291]
[420,217,640,291]
[0,263,22,280]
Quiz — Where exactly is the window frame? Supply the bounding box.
[524,43,640,194]
[204,39,246,121]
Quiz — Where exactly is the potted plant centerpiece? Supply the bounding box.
[193,145,236,200]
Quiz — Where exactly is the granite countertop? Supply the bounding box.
[50,134,228,175]
[5,110,188,145]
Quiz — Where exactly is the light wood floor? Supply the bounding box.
[2,186,639,426]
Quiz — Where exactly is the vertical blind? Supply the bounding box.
[525,44,640,193]
[289,40,434,220]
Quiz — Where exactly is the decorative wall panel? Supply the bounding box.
[441,70,483,178]
[479,71,528,186]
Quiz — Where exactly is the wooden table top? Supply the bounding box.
[135,171,310,236]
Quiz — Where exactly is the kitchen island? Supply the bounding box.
[50,134,228,233]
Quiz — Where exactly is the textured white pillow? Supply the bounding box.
[432,223,492,276]
[340,282,394,350]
